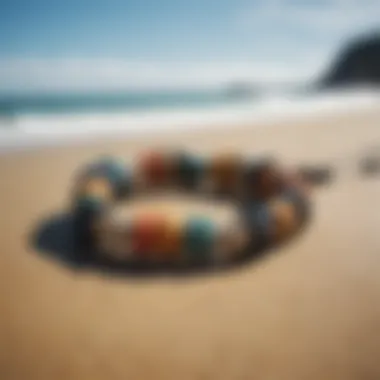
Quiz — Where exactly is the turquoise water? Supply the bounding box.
[0,89,254,117]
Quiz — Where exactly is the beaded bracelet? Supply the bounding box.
[72,151,310,267]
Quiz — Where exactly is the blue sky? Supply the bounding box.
[1,0,379,92]
[1,0,240,59]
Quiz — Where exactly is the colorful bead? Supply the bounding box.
[281,187,310,225]
[243,203,274,249]
[95,213,134,261]
[131,213,167,258]
[268,199,298,242]
[102,158,131,197]
[184,216,216,262]
[73,177,112,221]
[214,219,247,263]
[158,216,183,260]
[83,157,130,197]
[139,151,172,186]
[210,153,242,193]
[78,177,112,200]
[175,152,205,189]
[75,194,104,212]
[244,158,281,200]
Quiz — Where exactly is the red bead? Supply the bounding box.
[132,213,166,258]
[139,151,170,186]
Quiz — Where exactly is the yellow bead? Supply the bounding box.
[78,177,113,200]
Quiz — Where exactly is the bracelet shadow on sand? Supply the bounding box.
[30,201,313,278]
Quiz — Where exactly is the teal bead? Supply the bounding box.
[104,159,126,182]
[75,194,104,213]
[185,217,216,262]
[104,162,131,198]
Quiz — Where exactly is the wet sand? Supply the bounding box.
[1,109,380,380]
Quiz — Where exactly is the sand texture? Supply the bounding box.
[0,109,380,380]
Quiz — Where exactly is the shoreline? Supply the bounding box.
[0,89,379,154]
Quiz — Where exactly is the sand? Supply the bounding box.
[0,108,380,380]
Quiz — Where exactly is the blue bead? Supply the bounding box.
[185,217,215,261]
[255,205,272,232]
[244,203,273,247]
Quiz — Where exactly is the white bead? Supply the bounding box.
[95,209,134,261]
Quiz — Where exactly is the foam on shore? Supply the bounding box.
[0,89,379,153]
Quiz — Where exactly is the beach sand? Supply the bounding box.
[1,108,380,380]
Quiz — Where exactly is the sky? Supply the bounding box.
[0,0,380,93]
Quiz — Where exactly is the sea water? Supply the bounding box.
[0,89,244,117]
[0,87,379,153]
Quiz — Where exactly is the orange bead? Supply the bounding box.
[158,217,184,260]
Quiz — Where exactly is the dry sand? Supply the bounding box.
[0,109,380,380]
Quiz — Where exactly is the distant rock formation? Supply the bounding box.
[322,33,380,87]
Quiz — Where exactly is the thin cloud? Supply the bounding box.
[236,0,380,45]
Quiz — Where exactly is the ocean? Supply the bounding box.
[0,87,379,152]
[0,89,246,117]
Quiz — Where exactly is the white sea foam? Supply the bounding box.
[0,88,379,153]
